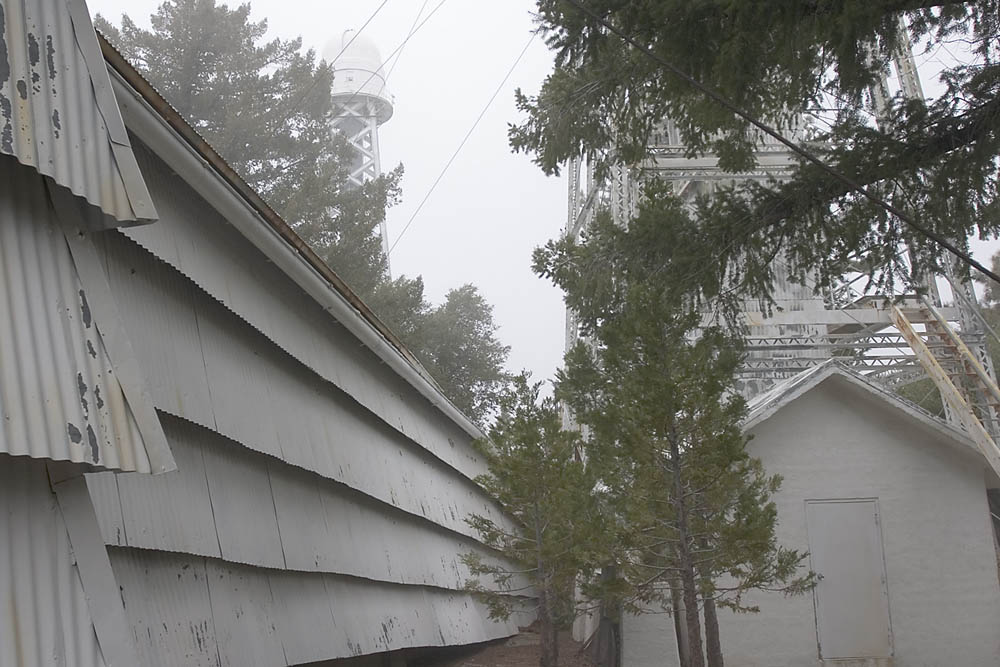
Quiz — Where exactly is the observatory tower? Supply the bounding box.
[324,30,394,257]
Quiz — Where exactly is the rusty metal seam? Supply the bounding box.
[50,469,143,667]
[49,182,176,474]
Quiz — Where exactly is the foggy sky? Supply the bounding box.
[88,0,999,390]
[89,0,569,386]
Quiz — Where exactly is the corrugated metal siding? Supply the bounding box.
[200,426,285,568]
[109,546,528,667]
[124,142,483,480]
[86,415,525,592]
[114,417,221,557]
[97,230,510,540]
[112,548,221,667]
[202,559,286,667]
[0,159,154,471]
[95,230,217,426]
[0,0,154,223]
[0,455,107,667]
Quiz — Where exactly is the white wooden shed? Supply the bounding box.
[623,362,1000,666]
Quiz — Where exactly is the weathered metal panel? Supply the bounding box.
[84,470,125,545]
[97,230,217,427]
[122,145,486,481]
[114,416,221,558]
[0,0,154,223]
[0,455,107,667]
[50,471,143,666]
[0,159,155,472]
[268,570,342,665]
[317,476,525,591]
[109,545,523,666]
[191,292,284,460]
[86,413,519,591]
[266,461,336,573]
[203,559,285,667]
[95,231,510,540]
[321,575,438,656]
[110,547,221,667]
[319,575,523,656]
[199,425,285,569]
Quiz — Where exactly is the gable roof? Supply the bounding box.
[744,360,985,461]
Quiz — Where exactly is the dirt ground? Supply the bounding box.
[433,631,597,667]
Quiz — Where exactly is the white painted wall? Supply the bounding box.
[623,375,1000,666]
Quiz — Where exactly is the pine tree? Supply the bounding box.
[97,1,511,425]
[535,204,814,667]
[418,285,512,424]
[463,374,607,667]
[95,1,400,296]
[512,0,1000,306]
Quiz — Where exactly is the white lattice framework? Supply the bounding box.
[331,97,389,256]
[326,30,394,262]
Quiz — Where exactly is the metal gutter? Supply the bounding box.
[96,33,484,441]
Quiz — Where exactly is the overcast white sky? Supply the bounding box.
[90,0,569,385]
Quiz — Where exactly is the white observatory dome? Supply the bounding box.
[324,30,393,124]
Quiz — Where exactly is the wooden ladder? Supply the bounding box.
[891,302,1000,478]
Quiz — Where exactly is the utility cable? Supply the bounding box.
[333,0,450,113]
[271,0,389,132]
[383,0,430,85]
[388,30,538,255]
[272,0,446,178]
[561,0,1000,286]
[328,0,390,65]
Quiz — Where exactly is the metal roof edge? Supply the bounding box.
[96,33,485,441]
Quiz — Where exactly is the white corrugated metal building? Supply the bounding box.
[0,1,529,665]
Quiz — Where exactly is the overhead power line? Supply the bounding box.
[561,0,1000,286]
[275,0,389,128]
[334,0,450,113]
[383,0,430,85]
[328,0,390,65]
[388,30,539,255]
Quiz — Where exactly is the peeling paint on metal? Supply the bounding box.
[0,160,154,471]
[111,546,526,666]
[0,0,155,223]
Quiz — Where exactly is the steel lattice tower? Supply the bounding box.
[564,26,1000,438]
[324,30,394,260]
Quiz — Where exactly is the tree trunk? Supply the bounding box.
[670,433,705,667]
[549,609,560,667]
[696,535,723,667]
[535,500,557,667]
[702,593,723,667]
[670,577,691,667]
[538,588,557,667]
[679,565,705,667]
